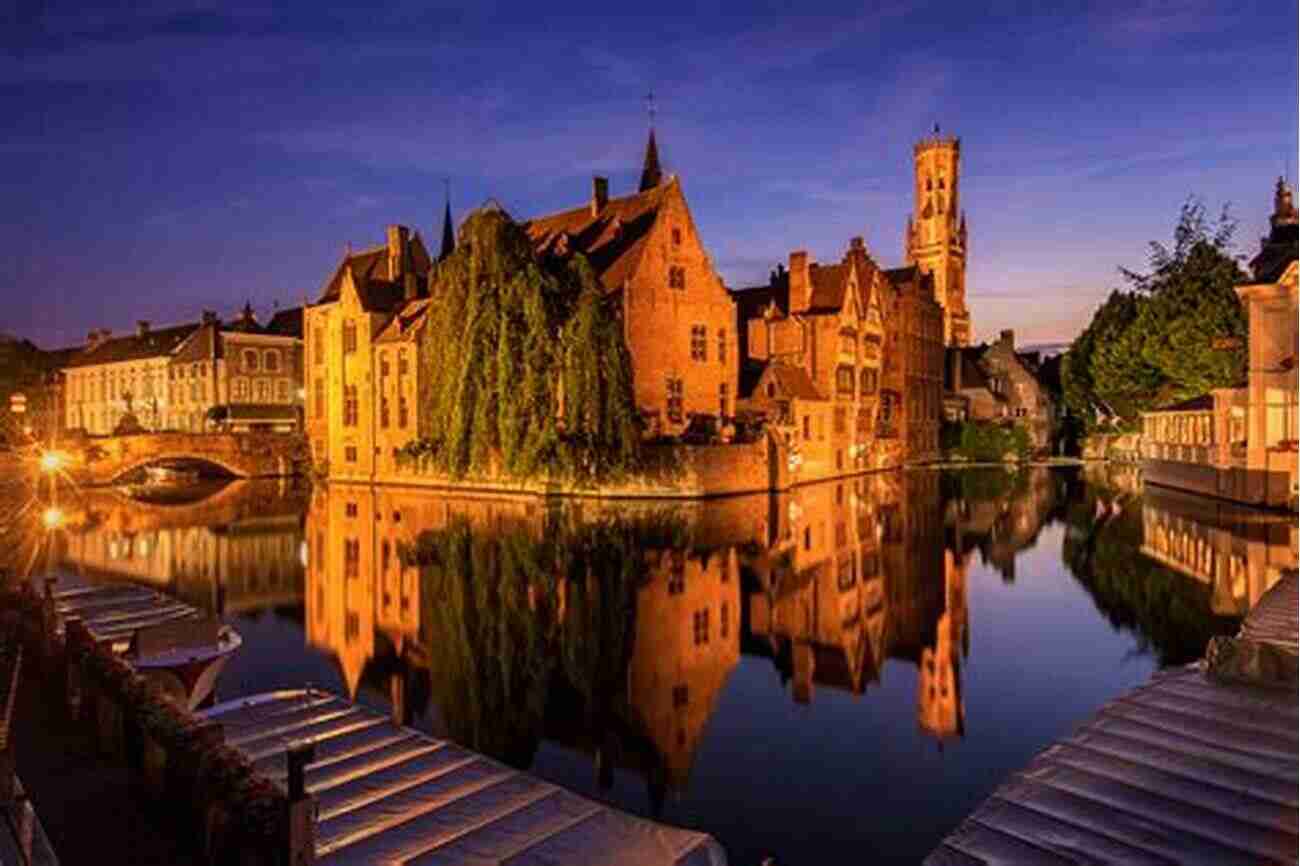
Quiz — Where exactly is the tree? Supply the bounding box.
[1061,198,1247,429]
[412,207,642,483]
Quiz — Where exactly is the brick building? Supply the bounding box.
[944,329,1058,452]
[523,130,737,435]
[905,130,970,347]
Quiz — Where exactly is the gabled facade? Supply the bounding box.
[303,225,434,480]
[944,329,1057,452]
[523,135,737,435]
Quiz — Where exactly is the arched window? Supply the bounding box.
[243,349,259,372]
[264,350,280,373]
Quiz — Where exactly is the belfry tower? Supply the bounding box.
[905,127,970,346]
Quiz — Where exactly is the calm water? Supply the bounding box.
[31,465,1291,865]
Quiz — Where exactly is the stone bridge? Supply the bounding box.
[68,432,308,486]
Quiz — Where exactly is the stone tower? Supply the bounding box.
[906,128,970,346]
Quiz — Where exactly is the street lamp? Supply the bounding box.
[42,507,65,531]
[39,450,66,473]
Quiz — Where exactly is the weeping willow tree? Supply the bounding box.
[411,207,641,483]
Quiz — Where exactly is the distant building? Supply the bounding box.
[944,329,1058,453]
[63,305,303,435]
[1141,177,1298,508]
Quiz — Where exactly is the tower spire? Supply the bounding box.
[639,91,662,192]
[439,179,455,261]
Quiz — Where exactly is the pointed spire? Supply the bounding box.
[639,127,662,192]
[439,199,455,262]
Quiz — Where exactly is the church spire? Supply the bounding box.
[639,127,662,192]
[439,182,455,261]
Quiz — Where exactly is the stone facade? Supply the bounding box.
[944,329,1057,452]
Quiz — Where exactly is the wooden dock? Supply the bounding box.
[49,583,203,651]
[200,689,726,866]
[926,573,1298,866]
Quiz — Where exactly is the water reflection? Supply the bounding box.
[37,465,1292,864]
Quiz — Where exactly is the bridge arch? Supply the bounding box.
[71,432,304,487]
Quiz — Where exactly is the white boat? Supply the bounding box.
[144,465,201,485]
[128,621,243,710]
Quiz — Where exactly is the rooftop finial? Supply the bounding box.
[933,122,940,134]
[639,97,663,192]
[439,179,455,261]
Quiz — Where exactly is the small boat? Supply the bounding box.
[128,620,243,711]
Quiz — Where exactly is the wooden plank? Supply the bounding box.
[1148,672,1299,722]
[967,797,1173,865]
[944,817,1081,866]
[1086,716,1295,783]
[1018,762,1296,862]
[1067,728,1297,808]
[922,844,986,866]
[226,705,359,748]
[1045,741,1297,833]
[1098,700,1296,761]
[1118,684,1299,741]
[995,777,1275,866]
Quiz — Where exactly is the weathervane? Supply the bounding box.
[645,90,657,125]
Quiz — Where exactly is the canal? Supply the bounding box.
[17,464,1291,865]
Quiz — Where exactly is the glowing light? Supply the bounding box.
[42,507,65,530]
[39,451,66,473]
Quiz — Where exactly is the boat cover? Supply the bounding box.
[201,689,727,866]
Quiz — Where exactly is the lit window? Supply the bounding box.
[690,326,707,362]
[665,378,684,423]
[264,350,280,373]
[669,266,686,290]
[243,349,259,372]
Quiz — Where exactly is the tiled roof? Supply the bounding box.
[945,346,993,394]
[64,323,199,368]
[1248,223,1298,283]
[807,263,850,312]
[523,182,668,291]
[375,298,431,343]
[265,308,303,338]
[765,362,823,401]
[316,233,433,312]
[1151,393,1215,413]
[731,277,790,320]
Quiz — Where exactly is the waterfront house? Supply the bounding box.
[943,329,1059,453]
[1141,178,1299,509]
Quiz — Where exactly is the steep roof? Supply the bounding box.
[762,361,823,401]
[944,346,994,394]
[374,298,431,343]
[639,128,663,192]
[265,308,304,338]
[316,233,433,312]
[730,274,791,321]
[65,323,199,368]
[807,263,851,313]
[523,182,669,291]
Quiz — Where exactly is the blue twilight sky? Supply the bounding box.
[2,0,1296,349]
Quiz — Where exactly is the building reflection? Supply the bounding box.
[1139,486,1297,617]
[57,480,307,615]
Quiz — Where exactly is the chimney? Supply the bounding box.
[136,320,150,338]
[789,251,811,311]
[999,329,1015,351]
[591,176,609,217]
[386,225,410,278]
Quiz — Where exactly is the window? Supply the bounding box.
[264,350,280,373]
[668,553,685,594]
[669,266,686,290]
[860,368,878,396]
[834,407,847,434]
[380,352,390,377]
[343,538,360,579]
[243,349,259,372]
[381,541,391,573]
[313,379,325,419]
[719,382,728,417]
[717,329,726,364]
[380,397,390,429]
[313,325,324,364]
[344,445,358,463]
[666,378,683,423]
[836,365,855,396]
[343,321,358,355]
[802,414,811,441]
[398,395,409,429]
[255,380,270,402]
[804,526,812,551]
[690,325,707,361]
[343,385,358,426]
[345,501,358,517]
[766,382,776,399]
[837,556,855,591]
[233,378,249,401]
[672,684,689,709]
[189,382,199,402]
[398,350,409,377]
[692,609,710,646]
[672,227,682,246]
[276,379,289,401]
[839,329,857,354]
[719,555,730,583]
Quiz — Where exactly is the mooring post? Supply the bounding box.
[286,741,317,866]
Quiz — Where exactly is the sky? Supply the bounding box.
[2,0,1296,349]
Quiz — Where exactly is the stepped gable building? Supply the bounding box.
[905,129,970,347]
[303,222,439,480]
[523,129,737,435]
[63,306,304,435]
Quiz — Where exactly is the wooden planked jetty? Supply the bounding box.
[200,689,727,866]
[926,573,1299,865]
